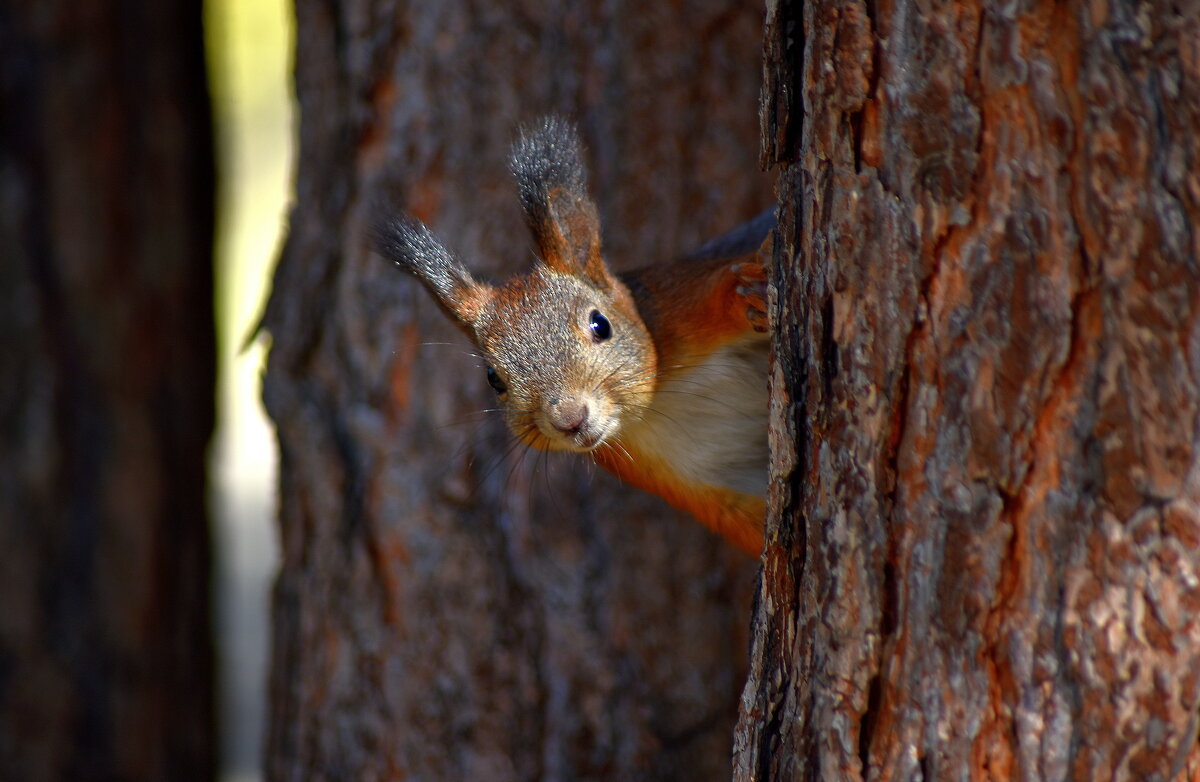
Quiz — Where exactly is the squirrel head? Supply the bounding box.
[374,117,657,454]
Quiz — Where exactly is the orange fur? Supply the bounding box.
[594,444,766,555]
[621,255,760,374]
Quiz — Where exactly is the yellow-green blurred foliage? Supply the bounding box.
[205,0,293,778]
[207,0,292,352]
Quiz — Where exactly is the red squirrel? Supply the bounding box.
[373,117,771,555]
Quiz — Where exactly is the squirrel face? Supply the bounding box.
[478,267,656,454]
[373,117,657,455]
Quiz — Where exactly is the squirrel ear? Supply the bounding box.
[371,212,491,327]
[511,117,612,287]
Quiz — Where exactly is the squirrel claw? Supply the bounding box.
[730,261,767,284]
[746,311,769,333]
[742,293,769,332]
[732,263,770,333]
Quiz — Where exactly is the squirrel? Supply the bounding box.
[373,117,771,555]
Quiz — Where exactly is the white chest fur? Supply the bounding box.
[621,340,769,497]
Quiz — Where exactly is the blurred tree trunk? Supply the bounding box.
[0,4,215,782]
[262,2,768,780]
[736,0,1200,779]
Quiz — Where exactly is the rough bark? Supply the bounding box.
[0,4,216,782]
[262,2,768,780]
[736,0,1200,779]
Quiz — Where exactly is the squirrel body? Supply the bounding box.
[374,117,771,555]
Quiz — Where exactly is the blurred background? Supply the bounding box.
[206,0,291,779]
[0,1,290,778]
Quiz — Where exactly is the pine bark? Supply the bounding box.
[736,0,1200,779]
[263,2,768,780]
[0,4,216,782]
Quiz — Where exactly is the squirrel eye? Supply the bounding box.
[486,366,507,395]
[588,310,612,342]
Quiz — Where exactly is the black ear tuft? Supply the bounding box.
[372,212,452,289]
[509,116,609,283]
[370,206,489,326]
[510,116,589,236]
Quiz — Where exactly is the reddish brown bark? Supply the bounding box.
[263,2,769,780]
[737,0,1200,779]
[0,4,216,781]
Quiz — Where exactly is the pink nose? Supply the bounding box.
[547,398,588,434]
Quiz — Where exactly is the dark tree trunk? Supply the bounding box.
[262,2,769,780]
[737,0,1200,779]
[0,4,216,782]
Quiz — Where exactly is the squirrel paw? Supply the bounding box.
[731,261,769,333]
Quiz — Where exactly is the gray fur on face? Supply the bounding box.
[477,268,654,449]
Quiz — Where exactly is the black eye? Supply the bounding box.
[486,366,507,395]
[588,310,612,342]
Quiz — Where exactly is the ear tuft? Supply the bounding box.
[509,117,608,284]
[370,207,489,326]
[510,116,589,226]
[372,212,455,292]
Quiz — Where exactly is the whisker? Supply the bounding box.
[537,446,569,523]
[416,341,487,362]
[434,408,505,432]
[477,428,535,488]
[500,439,533,510]
[640,386,764,414]
[603,438,635,467]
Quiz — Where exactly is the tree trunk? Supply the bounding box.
[0,4,216,782]
[262,2,768,780]
[737,0,1200,779]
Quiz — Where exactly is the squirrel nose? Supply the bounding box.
[547,397,588,434]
